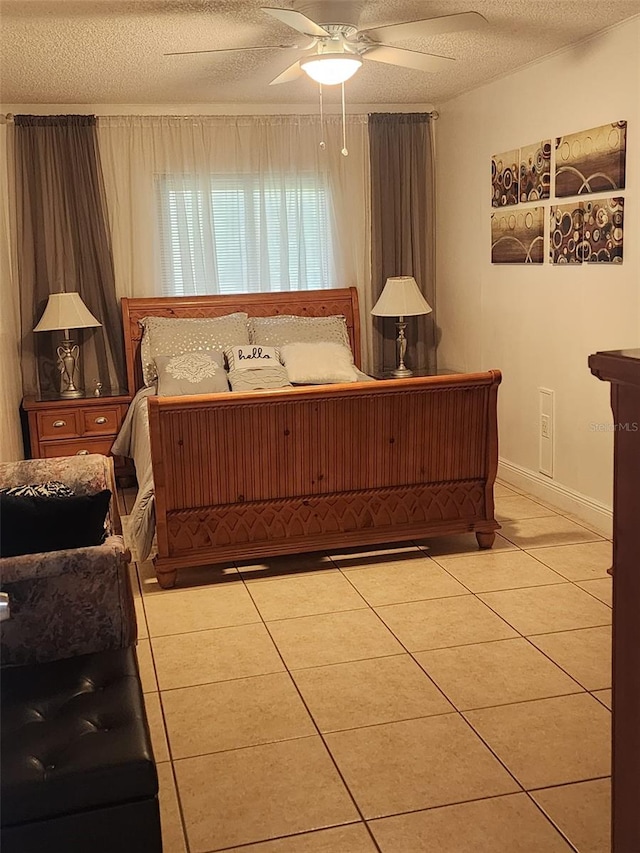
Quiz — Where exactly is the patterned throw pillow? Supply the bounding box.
[140,313,250,386]
[154,351,229,396]
[0,481,75,498]
[225,345,280,371]
[225,345,291,391]
[248,315,351,350]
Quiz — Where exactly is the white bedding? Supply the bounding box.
[112,386,157,562]
[112,370,376,563]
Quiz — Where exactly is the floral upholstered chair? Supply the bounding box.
[0,454,135,667]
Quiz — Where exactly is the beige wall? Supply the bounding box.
[435,17,640,523]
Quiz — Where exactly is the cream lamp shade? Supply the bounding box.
[33,291,101,333]
[371,276,432,378]
[371,276,432,318]
[33,292,101,399]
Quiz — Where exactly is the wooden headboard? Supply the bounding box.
[121,287,362,395]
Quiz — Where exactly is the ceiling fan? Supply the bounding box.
[165,2,489,87]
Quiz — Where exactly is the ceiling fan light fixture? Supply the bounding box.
[300,52,362,85]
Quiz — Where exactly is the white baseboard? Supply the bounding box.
[497,458,613,539]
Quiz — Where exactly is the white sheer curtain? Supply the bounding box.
[0,122,24,462]
[97,114,372,370]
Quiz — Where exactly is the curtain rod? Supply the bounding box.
[2,110,439,124]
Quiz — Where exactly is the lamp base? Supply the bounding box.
[391,366,413,378]
[56,337,84,399]
[393,317,413,378]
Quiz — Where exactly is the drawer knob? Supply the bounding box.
[76,449,90,456]
[94,416,108,425]
[53,420,66,428]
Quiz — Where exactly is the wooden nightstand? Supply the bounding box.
[22,393,133,477]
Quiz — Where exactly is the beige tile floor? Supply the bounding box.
[120,483,612,853]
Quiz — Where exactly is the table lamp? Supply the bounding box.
[371,276,433,377]
[33,292,102,398]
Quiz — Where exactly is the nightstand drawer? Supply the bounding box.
[41,437,116,459]
[37,410,80,440]
[81,407,121,436]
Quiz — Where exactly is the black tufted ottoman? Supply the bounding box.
[1,646,162,853]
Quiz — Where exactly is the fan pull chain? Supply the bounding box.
[341,82,348,156]
[318,83,326,150]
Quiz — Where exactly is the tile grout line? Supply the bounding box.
[239,569,385,853]
[526,631,612,695]
[168,758,192,853]
[495,485,610,539]
[524,621,612,638]
[198,822,370,853]
[523,790,582,853]
[152,654,394,692]
[460,697,611,839]
[521,539,613,581]
[463,580,611,647]
[528,773,611,795]
[573,581,612,609]
[135,560,192,853]
[591,690,612,710]
[468,580,612,688]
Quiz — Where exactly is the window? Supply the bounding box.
[156,173,334,296]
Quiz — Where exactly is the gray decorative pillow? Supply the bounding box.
[248,315,351,350]
[155,351,229,396]
[140,313,250,386]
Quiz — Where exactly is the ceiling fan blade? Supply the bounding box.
[269,61,304,85]
[364,45,455,73]
[165,45,290,56]
[359,11,488,43]
[262,6,331,38]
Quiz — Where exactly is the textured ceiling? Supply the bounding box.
[1,0,639,106]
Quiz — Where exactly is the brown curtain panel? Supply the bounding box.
[369,113,436,373]
[14,114,126,397]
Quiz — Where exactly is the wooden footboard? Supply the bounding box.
[148,371,501,587]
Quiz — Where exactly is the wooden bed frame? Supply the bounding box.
[121,288,501,588]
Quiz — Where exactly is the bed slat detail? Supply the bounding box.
[153,382,494,510]
[162,479,490,567]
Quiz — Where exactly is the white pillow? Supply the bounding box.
[280,342,360,385]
